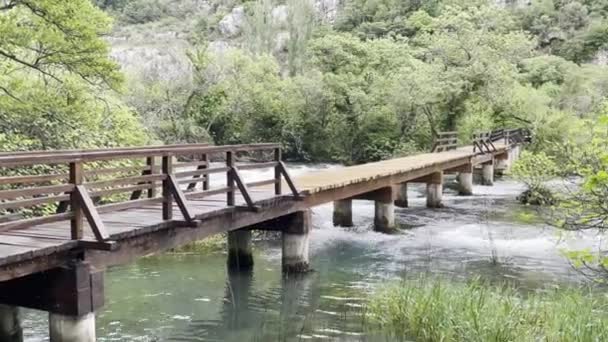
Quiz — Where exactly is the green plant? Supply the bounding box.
[367,279,608,341]
[512,151,558,205]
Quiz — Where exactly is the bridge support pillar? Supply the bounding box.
[0,305,22,342]
[512,145,521,162]
[227,230,254,271]
[49,312,95,342]
[482,162,494,186]
[426,172,443,208]
[374,201,395,232]
[495,159,510,176]
[333,199,353,227]
[282,210,311,274]
[457,172,473,196]
[369,187,395,233]
[394,183,408,208]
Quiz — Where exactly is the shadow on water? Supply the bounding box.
[22,173,603,341]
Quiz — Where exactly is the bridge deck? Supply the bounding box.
[0,142,508,281]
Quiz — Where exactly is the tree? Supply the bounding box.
[0,0,145,151]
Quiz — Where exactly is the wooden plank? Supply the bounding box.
[0,213,73,233]
[167,175,193,222]
[96,198,164,214]
[0,173,67,186]
[91,183,155,198]
[278,162,301,199]
[175,167,229,179]
[85,174,165,189]
[85,165,149,177]
[162,156,172,220]
[274,148,282,195]
[237,162,278,170]
[0,194,70,210]
[0,143,280,167]
[186,154,208,191]
[226,151,235,206]
[247,179,278,188]
[70,162,83,240]
[0,184,74,200]
[230,167,255,209]
[75,186,109,241]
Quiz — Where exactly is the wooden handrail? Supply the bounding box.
[432,131,459,153]
[0,143,292,245]
[0,143,281,167]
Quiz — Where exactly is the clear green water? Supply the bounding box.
[22,175,598,341]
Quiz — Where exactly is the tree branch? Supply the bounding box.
[0,49,63,83]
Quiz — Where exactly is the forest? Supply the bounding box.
[2,1,608,340]
[1,0,606,164]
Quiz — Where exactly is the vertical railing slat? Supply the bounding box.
[69,161,83,240]
[162,155,173,220]
[226,151,235,206]
[274,147,282,195]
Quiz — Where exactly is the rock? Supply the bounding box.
[314,0,339,23]
[111,44,192,83]
[494,0,531,7]
[593,49,608,65]
[218,6,246,38]
[208,40,232,55]
[272,5,289,26]
[274,31,290,53]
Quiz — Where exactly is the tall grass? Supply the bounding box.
[366,279,608,341]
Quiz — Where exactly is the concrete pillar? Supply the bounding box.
[49,312,95,342]
[374,201,395,232]
[457,172,473,196]
[482,162,494,186]
[282,210,311,274]
[227,230,254,270]
[513,145,521,161]
[394,183,408,208]
[426,172,443,208]
[0,305,22,342]
[495,158,510,175]
[332,199,353,227]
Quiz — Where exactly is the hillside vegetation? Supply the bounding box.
[2,0,607,164]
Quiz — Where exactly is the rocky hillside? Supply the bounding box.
[107,0,340,84]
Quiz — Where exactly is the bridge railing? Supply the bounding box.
[431,131,459,152]
[431,127,530,154]
[0,143,299,247]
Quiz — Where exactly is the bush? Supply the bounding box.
[512,151,558,205]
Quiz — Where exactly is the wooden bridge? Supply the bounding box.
[0,128,527,342]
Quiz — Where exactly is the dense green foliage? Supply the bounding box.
[102,0,608,164]
[0,0,146,152]
[5,1,607,163]
[511,150,558,204]
[367,280,608,341]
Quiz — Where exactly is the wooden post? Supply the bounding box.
[162,156,173,220]
[146,156,157,198]
[70,162,83,240]
[274,147,282,195]
[226,151,235,206]
[202,153,209,191]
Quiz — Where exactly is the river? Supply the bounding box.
[22,165,601,341]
